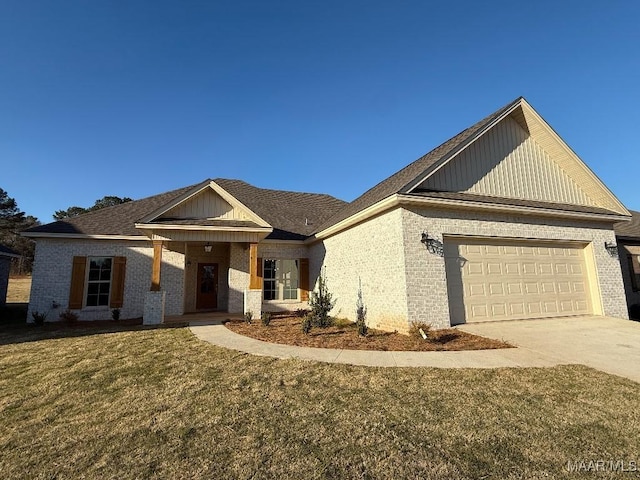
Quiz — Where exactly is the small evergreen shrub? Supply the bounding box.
[356,286,368,337]
[31,311,47,326]
[294,308,310,318]
[261,312,272,326]
[301,314,313,334]
[243,311,253,324]
[59,309,78,323]
[309,270,336,329]
[111,308,121,321]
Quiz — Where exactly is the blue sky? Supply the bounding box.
[1,1,639,222]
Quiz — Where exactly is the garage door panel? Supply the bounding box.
[446,239,592,324]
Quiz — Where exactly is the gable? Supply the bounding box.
[412,100,627,214]
[418,116,597,207]
[159,187,252,222]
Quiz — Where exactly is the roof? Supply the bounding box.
[24,179,347,241]
[0,245,19,257]
[213,179,347,240]
[314,97,523,233]
[615,210,640,240]
[410,191,621,216]
[24,183,201,237]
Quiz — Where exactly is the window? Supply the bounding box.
[69,255,126,310]
[628,255,640,292]
[263,259,299,301]
[86,257,113,306]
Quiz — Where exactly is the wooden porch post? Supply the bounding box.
[249,243,260,289]
[151,240,163,291]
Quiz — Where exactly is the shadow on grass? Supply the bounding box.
[0,304,188,346]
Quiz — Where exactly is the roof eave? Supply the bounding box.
[397,194,631,223]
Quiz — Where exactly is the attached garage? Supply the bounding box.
[444,238,597,324]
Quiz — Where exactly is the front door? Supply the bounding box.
[196,263,218,310]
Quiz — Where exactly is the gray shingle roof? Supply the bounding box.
[615,210,640,240]
[25,183,201,236]
[24,179,347,241]
[213,179,347,240]
[313,97,523,233]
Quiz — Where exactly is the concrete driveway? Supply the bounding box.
[458,316,640,382]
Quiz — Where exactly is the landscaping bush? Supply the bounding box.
[309,270,336,329]
[243,311,253,325]
[31,311,47,326]
[409,321,432,339]
[111,308,121,321]
[59,309,78,324]
[261,312,272,326]
[294,308,310,318]
[356,286,368,337]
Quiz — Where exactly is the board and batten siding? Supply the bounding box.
[160,188,251,221]
[419,116,597,207]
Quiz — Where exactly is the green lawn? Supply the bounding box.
[0,324,639,479]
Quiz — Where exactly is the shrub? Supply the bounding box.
[356,286,368,337]
[59,309,79,323]
[31,311,47,326]
[301,314,313,334]
[294,308,310,318]
[261,312,272,326]
[629,304,640,321]
[111,308,121,321]
[409,321,432,340]
[243,311,253,324]
[309,269,336,329]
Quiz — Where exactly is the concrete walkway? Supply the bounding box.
[188,319,569,369]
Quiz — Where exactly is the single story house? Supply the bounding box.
[614,211,640,314]
[24,97,632,331]
[0,245,20,307]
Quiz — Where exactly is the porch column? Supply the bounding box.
[244,242,262,318]
[151,240,163,291]
[144,239,166,325]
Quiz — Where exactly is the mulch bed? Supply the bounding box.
[225,315,512,351]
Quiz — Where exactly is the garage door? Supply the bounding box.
[444,239,592,324]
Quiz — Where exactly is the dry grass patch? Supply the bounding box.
[1,323,639,479]
[226,315,511,351]
[6,276,31,303]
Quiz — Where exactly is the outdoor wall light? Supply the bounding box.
[204,243,213,253]
[420,231,444,257]
[604,241,618,257]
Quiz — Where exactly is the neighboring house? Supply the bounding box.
[614,211,640,313]
[0,245,20,307]
[24,97,632,331]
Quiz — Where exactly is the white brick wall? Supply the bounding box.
[28,239,185,321]
[312,209,410,332]
[401,206,629,328]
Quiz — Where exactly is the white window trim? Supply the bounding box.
[83,256,114,309]
[262,258,300,302]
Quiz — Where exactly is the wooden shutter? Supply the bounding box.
[299,258,310,301]
[68,256,87,309]
[110,256,127,308]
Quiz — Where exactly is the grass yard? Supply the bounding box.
[6,275,31,303]
[1,324,639,479]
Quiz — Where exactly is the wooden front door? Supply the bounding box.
[196,263,218,310]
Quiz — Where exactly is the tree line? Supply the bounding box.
[0,188,131,275]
